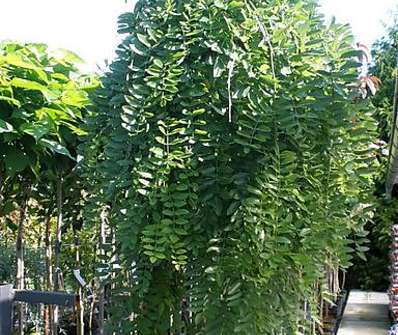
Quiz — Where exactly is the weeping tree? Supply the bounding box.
[0,42,96,334]
[83,0,378,333]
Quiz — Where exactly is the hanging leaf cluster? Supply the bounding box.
[82,0,379,333]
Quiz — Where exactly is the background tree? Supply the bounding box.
[0,41,97,334]
[348,15,398,291]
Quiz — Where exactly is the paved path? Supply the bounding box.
[337,290,390,335]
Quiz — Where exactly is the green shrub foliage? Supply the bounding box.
[372,19,398,142]
[348,17,398,291]
[83,0,378,333]
[0,42,94,177]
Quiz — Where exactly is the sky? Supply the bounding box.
[0,0,396,71]
[0,0,134,71]
[319,0,397,48]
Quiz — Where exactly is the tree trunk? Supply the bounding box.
[98,207,107,335]
[75,238,85,335]
[16,188,30,335]
[89,289,95,334]
[54,176,63,332]
[98,281,105,335]
[0,168,6,237]
[44,215,55,335]
[76,291,85,335]
[0,167,4,211]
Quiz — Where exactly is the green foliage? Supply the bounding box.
[349,198,397,290]
[83,0,378,334]
[0,41,97,228]
[0,42,96,179]
[349,16,398,291]
[0,242,45,288]
[371,19,398,142]
[0,242,15,282]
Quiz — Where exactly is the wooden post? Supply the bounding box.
[0,285,14,335]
